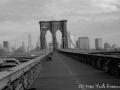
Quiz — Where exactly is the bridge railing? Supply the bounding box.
[58,50,120,77]
[0,51,51,90]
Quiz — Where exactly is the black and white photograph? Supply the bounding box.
[0,0,120,90]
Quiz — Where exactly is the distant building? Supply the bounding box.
[36,36,40,49]
[36,40,40,49]
[76,40,79,49]
[57,42,61,49]
[48,42,53,50]
[12,47,28,56]
[111,43,117,50]
[95,38,102,50]
[3,41,9,48]
[3,41,10,52]
[0,48,5,56]
[27,34,32,52]
[12,46,15,52]
[22,41,26,52]
[60,38,63,49]
[104,42,111,50]
[0,47,10,56]
[76,37,90,50]
[0,44,2,49]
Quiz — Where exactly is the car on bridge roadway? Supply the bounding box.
[4,58,21,65]
[0,58,21,71]
[18,59,31,63]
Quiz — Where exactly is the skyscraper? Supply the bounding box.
[3,41,9,48]
[76,37,90,50]
[95,38,102,50]
[104,42,111,50]
[27,34,32,52]
[36,36,40,49]
[22,41,26,51]
[3,41,10,54]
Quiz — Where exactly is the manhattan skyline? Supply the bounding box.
[0,0,120,48]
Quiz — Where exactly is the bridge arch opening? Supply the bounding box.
[56,30,62,49]
[39,20,68,50]
[45,30,52,49]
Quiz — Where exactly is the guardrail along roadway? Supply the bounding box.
[0,51,51,90]
[30,51,120,90]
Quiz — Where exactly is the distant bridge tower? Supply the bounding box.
[39,20,68,50]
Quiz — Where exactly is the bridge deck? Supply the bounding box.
[31,52,120,90]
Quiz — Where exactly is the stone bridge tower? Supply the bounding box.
[39,20,68,50]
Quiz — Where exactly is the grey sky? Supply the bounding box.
[0,0,120,48]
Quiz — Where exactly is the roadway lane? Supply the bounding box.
[31,52,120,90]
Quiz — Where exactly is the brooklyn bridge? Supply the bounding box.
[0,20,120,90]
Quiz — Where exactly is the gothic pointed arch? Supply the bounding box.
[39,20,68,50]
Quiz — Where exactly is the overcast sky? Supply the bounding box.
[0,0,120,48]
